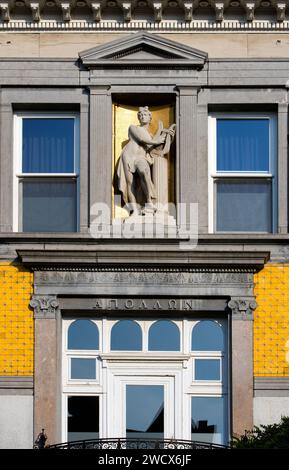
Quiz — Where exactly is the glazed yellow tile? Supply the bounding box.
[0,263,33,376]
[254,263,289,377]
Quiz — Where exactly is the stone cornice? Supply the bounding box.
[17,248,269,269]
[1,0,289,31]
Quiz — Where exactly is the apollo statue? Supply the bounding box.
[117,106,176,216]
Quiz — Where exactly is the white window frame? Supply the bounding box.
[62,317,229,444]
[208,112,277,233]
[13,112,80,232]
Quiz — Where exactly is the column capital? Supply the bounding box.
[30,295,59,319]
[177,86,199,96]
[88,85,111,95]
[228,297,257,320]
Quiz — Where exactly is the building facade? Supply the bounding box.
[1,0,289,449]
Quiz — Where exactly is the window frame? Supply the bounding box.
[208,112,277,234]
[13,111,80,232]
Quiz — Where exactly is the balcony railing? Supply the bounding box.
[47,438,229,450]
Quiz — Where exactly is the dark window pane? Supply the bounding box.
[23,118,74,173]
[217,119,269,172]
[216,180,271,232]
[68,396,99,442]
[148,320,180,351]
[192,321,224,351]
[70,358,96,380]
[68,320,99,350]
[126,385,164,439]
[195,359,221,381]
[111,320,142,351]
[22,180,76,232]
[191,397,225,445]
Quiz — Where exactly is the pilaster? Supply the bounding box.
[89,86,112,232]
[229,296,257,437]
[30,295,60,446]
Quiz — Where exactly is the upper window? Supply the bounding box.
[192,320,224,352]
[14,113,79,232]
[68,320,99,350]
[111,320,142,351]
[148,320,180,351]
[209,114,277,233]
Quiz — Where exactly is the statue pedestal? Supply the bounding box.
[122,212,177,238]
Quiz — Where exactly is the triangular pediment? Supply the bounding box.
[79,32,207,68]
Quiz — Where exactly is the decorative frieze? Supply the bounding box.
[30,295,59,319]
[228,297,258,320]
[0,0,288,30]
[35,269,253,286]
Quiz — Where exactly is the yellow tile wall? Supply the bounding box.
[0,263,33,376]
[254,263,289,377]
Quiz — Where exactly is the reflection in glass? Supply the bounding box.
[68,396,99,442]
[194,359,221,381]
[23,118,75,173]
[192,321,224,351]
[68,320,99,350]
[111,320,142,351]
[191,397,225,445]
[216,180,271,232]
[22,180,77,232]
[70,358,96,380]
[217,118,269,172]
[126,385,164,439]
[148,320,180,351]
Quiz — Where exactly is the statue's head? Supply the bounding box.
[137,106,152,124]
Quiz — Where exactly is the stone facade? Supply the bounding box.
[0,6,289,448]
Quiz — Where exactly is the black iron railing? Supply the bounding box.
[47,438,229,450]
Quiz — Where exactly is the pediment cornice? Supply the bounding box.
[79,31,208,68]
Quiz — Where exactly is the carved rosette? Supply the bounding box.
[228,298,257,320]
[30,295,59,319]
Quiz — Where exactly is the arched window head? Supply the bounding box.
[111,320,142,351]
[148,320,180,351]
[68,320,99,350]
[192,320,224,351]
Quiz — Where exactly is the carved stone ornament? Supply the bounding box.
[228,298,257,320]
[30,295,59,319]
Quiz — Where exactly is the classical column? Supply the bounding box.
[228,297,257,438]
[278,102,288,233]
[30,295,60,446]
[89,86,112,234]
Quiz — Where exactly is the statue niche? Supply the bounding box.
[116,106,176,217]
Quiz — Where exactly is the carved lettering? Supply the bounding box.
[139,300,149,310]
[95,300,103,309]
[125,299,134,309]
[183,299,193,310]
[153,300,163,310]
[169,299,177,310]
[108,299,118,309]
